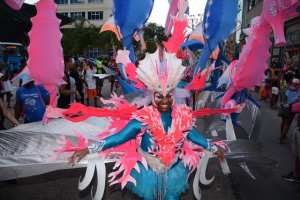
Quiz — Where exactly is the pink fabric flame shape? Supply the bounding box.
[180,141,203,179]
[185,64,219,91]
[115,50,146,91]
[132,104,194,166]
[61,102,137,122]
[27,0,64,107]
[213,141,231,153]
[42,105,66,125]
[192,107,237,117]
[93,94,147,189]
[4,0,25,10]
[48,131,88,161]
[163,17,188,54]
[107,136,148,189]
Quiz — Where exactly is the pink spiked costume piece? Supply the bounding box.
[221,0,300,107]
[27,0,64,108]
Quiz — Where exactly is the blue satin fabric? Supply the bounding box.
[100,108,208,199]
[102,109,208,151]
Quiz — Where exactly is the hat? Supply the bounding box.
[292,78,299,84]
[136,48,186,97]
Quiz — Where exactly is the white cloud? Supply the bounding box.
[25,0,207,26]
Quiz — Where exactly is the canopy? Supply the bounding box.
[0,1,72,41]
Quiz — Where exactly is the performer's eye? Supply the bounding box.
[166,91,173,99]
[154,93,164,101]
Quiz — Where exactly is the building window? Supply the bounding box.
[59,12,69,17]
[88,11,103,20]
[54,0,68,4]
[89,48,102,58]
[71,0,85,4]
[70,12,86,20]
[88,0,103,3]
[248,0,256,11]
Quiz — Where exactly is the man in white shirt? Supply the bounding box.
[84,60,100,107]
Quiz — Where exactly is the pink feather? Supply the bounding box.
[185,64,219,90]
[163,17,188,53]
[180,141,202,179]
[48,131,88,161]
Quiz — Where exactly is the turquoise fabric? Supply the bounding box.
[100,108,208,199]
[126,161,189,199]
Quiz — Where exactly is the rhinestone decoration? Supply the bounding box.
[278,0,282,11]
[270,1,277,17]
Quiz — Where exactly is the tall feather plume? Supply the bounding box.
[136,49,186,96]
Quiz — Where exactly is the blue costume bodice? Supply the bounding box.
[97,107,211,199]
[102,108,209,152]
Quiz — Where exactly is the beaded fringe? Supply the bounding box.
[154,170,169,200]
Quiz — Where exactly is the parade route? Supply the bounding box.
[0,79,300,200]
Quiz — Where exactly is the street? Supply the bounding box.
[0,79,300,200]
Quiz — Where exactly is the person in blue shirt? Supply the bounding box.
[14,80,50,123]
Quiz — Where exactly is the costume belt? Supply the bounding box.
[137,147,178,173]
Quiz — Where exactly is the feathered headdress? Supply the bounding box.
[136,48,186,96]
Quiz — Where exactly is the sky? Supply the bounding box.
[24,0,207,26]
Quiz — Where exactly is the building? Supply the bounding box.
[223,0,245,61]
[242,0,300,69]
[55,0,113,28]
[54,0,113,57]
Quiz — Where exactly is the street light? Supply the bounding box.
[185,13,204,33]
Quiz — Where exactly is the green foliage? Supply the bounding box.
[140,23,169,53]
[61,18,121,56]
[61,19,168,58]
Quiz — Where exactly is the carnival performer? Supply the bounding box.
[69,49,225,200]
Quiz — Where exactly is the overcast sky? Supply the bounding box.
[24,0,206,26]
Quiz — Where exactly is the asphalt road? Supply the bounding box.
[0,79,300,200]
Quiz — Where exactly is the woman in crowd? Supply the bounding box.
[278,73,295,144]
[57,56,81,109]
[0,98,19,130]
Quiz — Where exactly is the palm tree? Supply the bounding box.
[61,18,121,57]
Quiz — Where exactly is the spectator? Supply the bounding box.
[108,58,116,93]
[282,115,300,183]
[14,80,50,123]
[270,70,281,109]
[102,57,109,67]
[18,59,27,87]
[270,66,276,77]
[107,58,123,93]
[0,55,13,108]
[95,58,104,97]
[57,56,81,109]
[285,78,300,105]
[0,98,19,130]
[75,60,85,104]
[68,58,76,104]
[278,73,295,144]
[84,60,99,107]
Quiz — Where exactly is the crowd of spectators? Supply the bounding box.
[258,66,300,183]
[0,55,122,129]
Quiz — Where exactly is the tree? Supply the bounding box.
[61,18,121,56]
[136,23,169,54]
